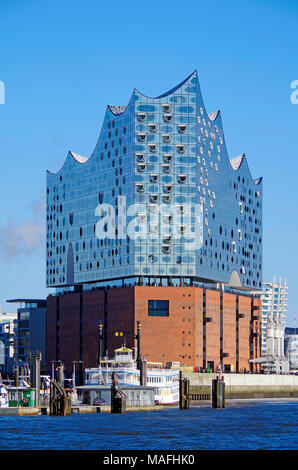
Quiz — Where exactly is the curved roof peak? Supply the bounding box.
[254,177,263,185]
[208,110,220,121]
[108,105,127,115]
[230,153,245,171]
[135,70,198,100]
[69,151,89,164]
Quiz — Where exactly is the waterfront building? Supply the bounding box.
[7,299,47,372]
[46,71,263,376]
[284,327,298,373]
[0,309,17,375]
[250,276,289,374]
[47,286,262,375]
[46,70,262,292]
[260,277,288,356]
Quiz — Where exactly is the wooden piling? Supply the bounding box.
[179,371,190,410]
[212,378,225,408]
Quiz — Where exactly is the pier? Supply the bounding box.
[185,371,298,400]
[0,404,167,416]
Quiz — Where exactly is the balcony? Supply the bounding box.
[178,124,187,133]
[162,164,171,174]
[137,163,146,172]
[162,195,171,204]
[148,123,157,133]
[163,154,172,163]
[136,153,145,162]
[148,144,157,153]
[149,174,158,183]
[136,184,145,193]
[149,194,158,203]
[162,235,172,244]
[163,113,172,123]
[177,174,186,184]
[162,134,171,143]
[137,133,146,142]
[138,113,146,122]
[176,144,185,154]
[163,184,172,193]
[162,104,171,113]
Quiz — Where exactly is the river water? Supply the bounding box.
[0,399,297,450]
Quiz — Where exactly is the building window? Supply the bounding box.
[148,300,169,317]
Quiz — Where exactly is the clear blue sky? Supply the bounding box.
[0,0,297,326]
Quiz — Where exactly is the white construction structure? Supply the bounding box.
[250,276,289,374]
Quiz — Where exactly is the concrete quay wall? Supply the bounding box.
[0,407,40,416]
[184,373,298,399]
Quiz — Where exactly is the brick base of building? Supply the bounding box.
[46,286,262,376]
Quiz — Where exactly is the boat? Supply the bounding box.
[0,384,9,408]
[84,347,180,405]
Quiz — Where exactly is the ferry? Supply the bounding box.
[84,347,180,405]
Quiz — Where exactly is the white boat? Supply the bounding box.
[84,347,180,405]
[0,384,9,408]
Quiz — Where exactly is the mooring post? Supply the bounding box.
[179,370,190,410]
[212,366,225,408]
[136,321,142,375]
[98,322,103,364]
[111,372,126,413]
[30,352,42,407]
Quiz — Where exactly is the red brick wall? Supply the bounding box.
[222,292,236,371]
[134,286,200,365]
[46,287,262,375]
[194,288,203,368]
[252,296,262,373]
[107,287,135,356]
[238,295,252,372]
[205,289,220,369]
[81,290,105,368]
[59,293,81,372]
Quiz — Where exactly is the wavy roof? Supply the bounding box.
[108,105,127,115]
[69,151,88,164]
[47,71,262,187]
[208,110,220,121]
[230,153,245,171]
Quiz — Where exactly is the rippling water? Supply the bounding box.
[0,400,297,450]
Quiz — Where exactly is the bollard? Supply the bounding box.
[110,372,126,413]
[30,352,42,407]
[212,378,225,408]
[179,371,190,410]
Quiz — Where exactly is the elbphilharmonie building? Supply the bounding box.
[46,71,262,291]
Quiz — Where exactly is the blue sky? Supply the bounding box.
[0,0,297,325]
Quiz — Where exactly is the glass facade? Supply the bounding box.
[46,71,262,290]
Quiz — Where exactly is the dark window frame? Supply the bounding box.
[148,300,169,317]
